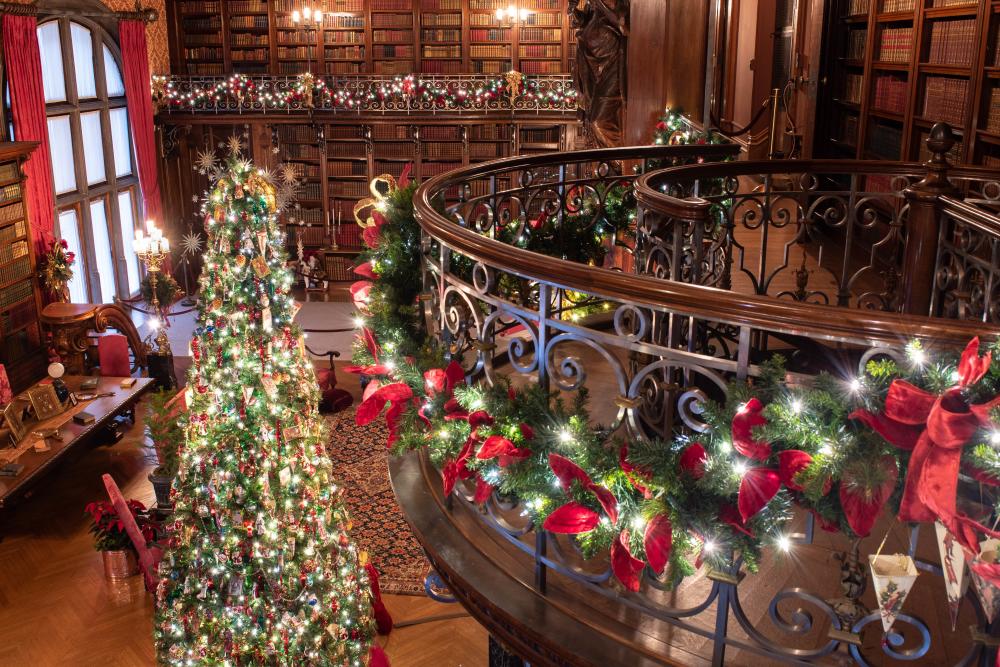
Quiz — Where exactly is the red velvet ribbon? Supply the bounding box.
[851,338,1000,552]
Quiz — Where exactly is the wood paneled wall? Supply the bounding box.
[624,0,708,144]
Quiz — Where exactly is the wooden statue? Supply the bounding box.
[570,0,629,148]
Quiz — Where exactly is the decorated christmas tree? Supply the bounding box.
[154,140,383,666]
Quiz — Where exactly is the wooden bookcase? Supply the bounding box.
[0,143,48,393]
[167,0,576,76]
[267,118,575,257]
[819,0,1000,165]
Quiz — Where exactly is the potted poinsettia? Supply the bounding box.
[84,498,155,580]
[39,238,75,302]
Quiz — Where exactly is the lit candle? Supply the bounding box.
[314,9,323,23]
[495,7,504,19]
[161,237,170,253]
[145,219,155,235]
[302,6,312,20]
[292,9,300,22]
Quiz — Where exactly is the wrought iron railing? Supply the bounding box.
[152,73,577,115]
[409,137,1000,665]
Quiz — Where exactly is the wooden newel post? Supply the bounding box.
[900,122,957,316]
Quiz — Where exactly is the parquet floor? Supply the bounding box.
[0,381,487,667]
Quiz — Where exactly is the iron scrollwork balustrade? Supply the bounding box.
[411,143,1000,665]
[154,74,577,115]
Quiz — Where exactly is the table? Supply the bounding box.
[0,376,155,508]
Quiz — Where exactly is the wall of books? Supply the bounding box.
[820,0,1000,165]
[272,119,576,260]
[168,0,577,77]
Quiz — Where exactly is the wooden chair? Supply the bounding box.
[101,473,163,592]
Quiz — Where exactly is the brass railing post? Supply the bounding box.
[900,123,957,316]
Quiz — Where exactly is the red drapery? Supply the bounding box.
[2,14,55,259]
[119,20,162,226]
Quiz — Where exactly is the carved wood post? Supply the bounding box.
[900,123,957,316]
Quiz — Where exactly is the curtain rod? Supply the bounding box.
[0,2,158,23]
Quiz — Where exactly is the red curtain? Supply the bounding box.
[2,14,55,259]
[119,20,162,226]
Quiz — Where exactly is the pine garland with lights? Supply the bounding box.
[154,151,381,666]
[351,175,1000,592]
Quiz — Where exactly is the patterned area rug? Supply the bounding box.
[325,411,429,595]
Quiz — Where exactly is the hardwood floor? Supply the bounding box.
[0,394,487,667]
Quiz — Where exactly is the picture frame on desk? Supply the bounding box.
[27,384,63,421]
[2,402,27,443]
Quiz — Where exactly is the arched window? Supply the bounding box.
[36,17,142,303]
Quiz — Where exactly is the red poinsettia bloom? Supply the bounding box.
[732,398,771,460]
[542,453,618,533]
[678,442,708,479]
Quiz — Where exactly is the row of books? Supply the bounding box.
[422,29,461,41]
[231,15,269,29]
[0,257,30,289]
[327,45,365,58]
[424,45,462,57]
[836,113,859,146]
[423,0,461,9]
[232,49,269,61]
[184,47,224,60]
[330,181,368,197]
[877,26,911,63]
[185,63,226,74]
[181,17,221,31]
[183,34,223,46]
[326,62,365,73]
[470,45,510,58]
[520,60,563,74]
[228,0,267,13]
[416,59,462,72]
[373,44,413,57]
[522,127,560,143]
[842,73,863,103]
[277,32,316,45]
[327,31,365,43]
[297,164,321,178]
[521,27,560,41]
[922,76,968,126]
[929,0,975,6]
[0,301,36,339]
[872,74,907,114]
[372,13,413,27]
[0,239,28,269]
[371,0,412,8]
[232,34,268,46]
[471,28,510,41]
[844,0,870,16]
[867,121,902,159]
[472,60,511,73]
[421,126,460,140]
[373,29,413,42]
[328,161,368,177]
[987,88,1000,134]
[926,19,976,67]
[423,144,464,159]
[422,13,462,26]
[846,29,866,60]
[278,47,317,59]
[879,0,912,12]
[373,125,411,139]
[520,44,560,58]
[523,0,561,8]
[300,183,322,200]
[0,204,25,229]
[523,13,561,26]
[278,125,317,143]
[285,144,323,159]
[179,0,221,13]
[0,279,31,311]
[374,60,414,73]
[469,0,505,8]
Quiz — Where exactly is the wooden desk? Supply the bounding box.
[39,303,148,376]
[0,376,155,508]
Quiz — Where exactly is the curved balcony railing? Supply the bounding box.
[397,138,1000,666]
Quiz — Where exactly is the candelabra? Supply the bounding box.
[495,3,531,23]
[291,6,324,73]
[133,220,172,355]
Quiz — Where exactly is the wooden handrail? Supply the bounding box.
[414,149,1000,349]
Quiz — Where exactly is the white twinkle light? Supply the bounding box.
[733,461,748,476]
[776,535,792,552]
[790,399,803,414]
[558,429,573,444]
[991,431,1000,447]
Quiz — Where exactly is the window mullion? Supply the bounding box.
[58,19,79,106]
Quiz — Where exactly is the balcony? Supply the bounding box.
[380,125,1000,665]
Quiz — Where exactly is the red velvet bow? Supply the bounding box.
[732,398,772,460]
[542,453,619,533]
[353,261,379,280]
[350,280,373,312]
[356,382,416,446]
[442,436,476,496]
[851,338,1000,551]
[477,435,531,467]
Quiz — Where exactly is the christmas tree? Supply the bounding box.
[155,142,381,666]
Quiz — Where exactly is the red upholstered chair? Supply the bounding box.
[98,334,132,377]
[101,473,163,592]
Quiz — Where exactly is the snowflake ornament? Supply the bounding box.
[279,163,300,185]
[195,149,217,174]
[226,135,245,156]
[180,232,204,257]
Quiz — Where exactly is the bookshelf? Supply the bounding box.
[0,143,46,393]
[271,119,573,256]
[819,0,1000,165]
[167,0,576,77]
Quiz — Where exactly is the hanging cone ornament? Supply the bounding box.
[869,553,919,633]
[935,522,970,631]
[968,538,1000,624]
